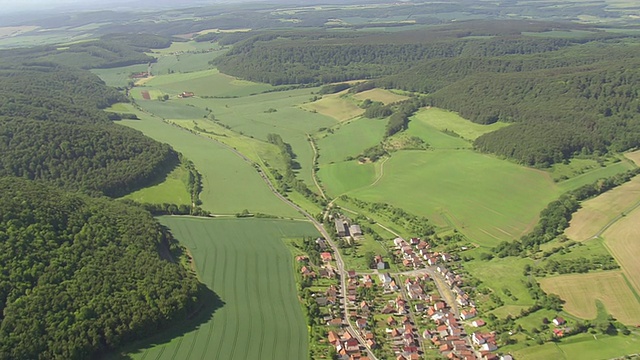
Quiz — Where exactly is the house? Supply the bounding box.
[387,316,397,326]
[472,319,486,327]
[349,224,362,236]
[374,255,386,270]
[481,342,498,352]
[553,317,566,326]
[379,272,392,284]
[410,237,420,245]
[315,237,328,250]
[328,331,340,344]
[327,318,343,326]
[356,318,367,329]
[179,91,194,98]
[335,219,349,237]
[461,308,477,320]
[321,252,333,263]
[394,237,406,247]
[295,255,308,262]
[553,328,564,338]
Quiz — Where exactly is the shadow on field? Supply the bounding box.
[104,286,225,360]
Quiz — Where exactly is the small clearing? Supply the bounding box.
[351,88,409,105]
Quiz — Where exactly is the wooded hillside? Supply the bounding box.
[0,178,202,360]
[214,23,640,166]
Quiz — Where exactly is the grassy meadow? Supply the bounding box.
[340,150,560,246]
[113,104,300,218]
[122,163,191,205]
[411,107,510,141]
[300,92,364,122]
[142,69,274,98]
[122,217,319,360]
[315,117,386,164]
[508,332,640,360]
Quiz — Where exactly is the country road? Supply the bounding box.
[179,125,379,359]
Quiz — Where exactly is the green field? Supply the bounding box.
[144,69,274,98]
[91,64,148,88]
[318,161,377,196]
[122,163,191,205]
[114,104,300,218]
[182,88,338,188]
[123,217,319,360]
[316,117,386,164]
[405,113,472,149]
[412,107,510,141]
[331,150,560,246]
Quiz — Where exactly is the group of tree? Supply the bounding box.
[0,34,208,359]
[0,178,202,359]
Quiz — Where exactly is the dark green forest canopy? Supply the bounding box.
[0,178,201,360]
[215,24,640,165]
[0,63,178,197]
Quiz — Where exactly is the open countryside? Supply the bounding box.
[125,217,319,360]
[3,2,640,359]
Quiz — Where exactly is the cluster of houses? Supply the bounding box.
[327,330,372,360]
[325,271,379,359]
[394,237,454,270]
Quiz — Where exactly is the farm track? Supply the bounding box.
[307,134,327,200]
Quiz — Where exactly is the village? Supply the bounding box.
[293,215,522,360]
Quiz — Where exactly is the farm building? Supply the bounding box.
[349,224,362,236]
[335,219,348,237]
[179,91,195,98]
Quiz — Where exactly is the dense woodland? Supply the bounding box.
[0,63,178,197]
[0,34,205,359]
[214,22,640,166]
[0,178,202,359]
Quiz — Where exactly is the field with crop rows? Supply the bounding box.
[124,217,318,360]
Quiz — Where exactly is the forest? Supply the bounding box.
[214,22,640,166]
[0,34,205,360]
[0,178,202,359]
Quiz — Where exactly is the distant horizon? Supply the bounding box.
[0,0,265,14]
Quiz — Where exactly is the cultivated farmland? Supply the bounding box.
[540,271,640,325]
[565,175,640,241]
[114,104,301,218]
[143,69,274,98]
[603,206,640,295]
[625,149,640,166]
[124,217,319,360]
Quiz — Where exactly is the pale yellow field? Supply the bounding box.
[0,26,38,38]
[565,175,640,241]
[603,206,640,295]
[625,149,640,166]
[540,271,640,325]
[300,93,363,122]
[352,88,409,105]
